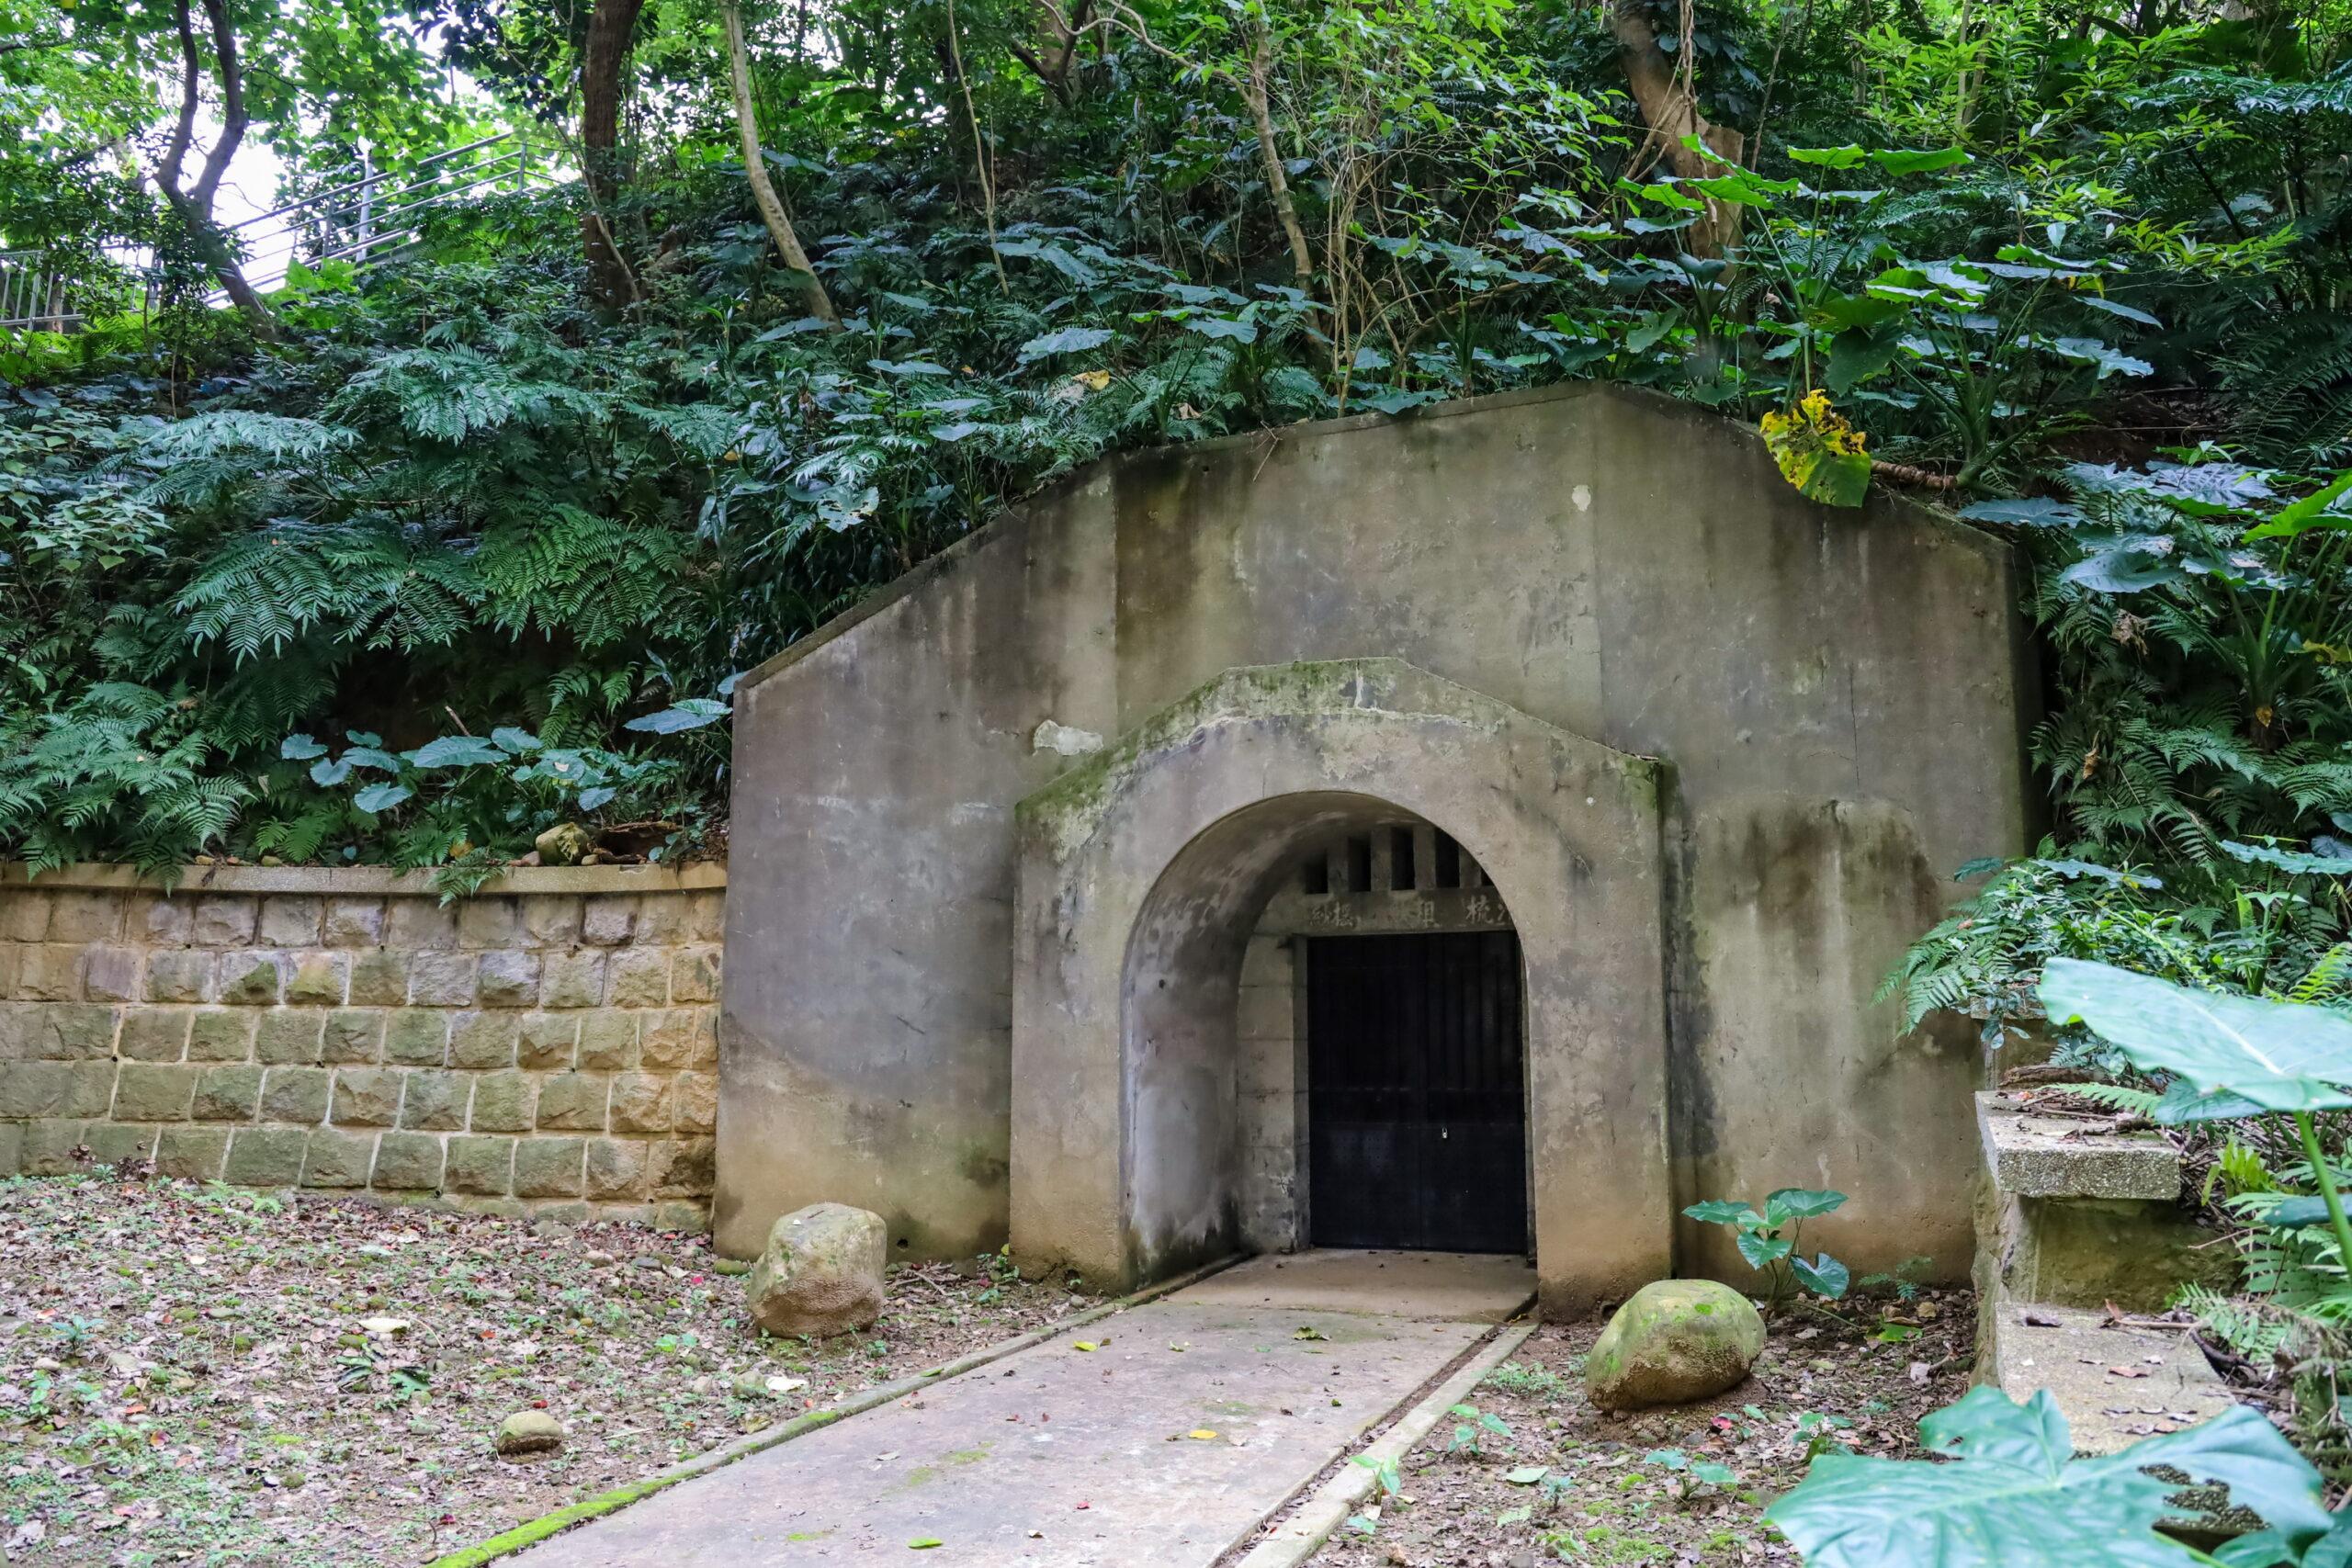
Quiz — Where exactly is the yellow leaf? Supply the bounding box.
[1072,1341,1098,1352]
[1188,1428,1218,1440]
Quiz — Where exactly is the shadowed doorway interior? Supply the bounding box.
[1306,930,1528,1254]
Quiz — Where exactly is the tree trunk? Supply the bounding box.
[580,0,648,308]
[156,0,276,333]
[1609,6,1747,257]
[1245,20,1312,282]
[722,0,839,324]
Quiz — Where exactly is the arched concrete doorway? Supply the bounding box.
[1009,660,1672,1314]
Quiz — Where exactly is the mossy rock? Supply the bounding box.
[746,1201,886,1338]
[1583,1279,1765,1412]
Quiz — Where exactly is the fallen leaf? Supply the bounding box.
[1503,1465,1549,1484]
[2107,1366,2150,1379]
[1187,1428,1218,1440]
[908,1539,944,1550]
[1072,1342,1098,1352]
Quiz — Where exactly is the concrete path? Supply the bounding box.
[515,1251,1533,1567]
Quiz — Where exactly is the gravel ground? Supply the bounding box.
[1293,1287,1977,1568]
[0,1171,1091,1567]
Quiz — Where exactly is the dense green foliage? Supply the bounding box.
[3,0,2350,898]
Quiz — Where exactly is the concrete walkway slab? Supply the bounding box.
[513,1253,1532,1567]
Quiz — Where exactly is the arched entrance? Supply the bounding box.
[1008,660,1674,1314]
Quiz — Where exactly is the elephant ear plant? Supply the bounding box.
[1765,956,2352,1565]
[1765,1385,2337,1568]
[2037,956,2352,1280]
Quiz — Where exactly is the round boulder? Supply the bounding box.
[745,1201,888,1338]
[494,1410,565,1456]
[1583,1279,1766,1412]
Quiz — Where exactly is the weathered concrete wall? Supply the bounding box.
[1008,661,1670,1311]
[723,383,2030,1284]
[0,864,722,1227]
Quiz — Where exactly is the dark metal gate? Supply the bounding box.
[1306,931,1527,1254]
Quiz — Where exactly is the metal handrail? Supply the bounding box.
[205,134,560,301]
[0,131,568,330]
[228,131,520,231]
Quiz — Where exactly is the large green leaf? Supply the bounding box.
[1767,1188,1849,1220]
[2037,958,2352,1119]
[1764,1389,2326,1568]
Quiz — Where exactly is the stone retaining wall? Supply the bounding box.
[0,863,724,1229]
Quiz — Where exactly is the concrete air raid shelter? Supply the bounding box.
[718,383,2033,1313]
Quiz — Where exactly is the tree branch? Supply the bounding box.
[722,0,839,325]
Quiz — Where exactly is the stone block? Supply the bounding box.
[118,1009,191,1062]
[458,897,520,950]
[144,950,212,1003]
[40,1004,119,1061]
[605,948,669,1009]
[640,1008,718,1071]
[385,899,458,951]
[193,1065,264,1122]
[519,896,582,945]
[137,896,194,945]
[217,952,286,1007]
[372,1132,445,1190]
[684,890,726,943]
[0,1002,34,1062]
[112,1062,197,1122]
[469,1070,535,1133]
[346,950,408,1007]
[83,947,141,1003]
[187,1010,254,1063]
[192,897,257,947]
[576,1012,637,1071]
[539,952,605,1010]
[0,1060,116,1119]
[407,951,478,1008]
[582,896,636,946]
[653,1200,711,1233]
[320,1010,384,1065]
[86,1122,158,1168]
[332,1067,402,1127]
[516,1012,577,1070]
[260,1066,331,1124]
[651,1136,715,1199]
[156,1125,230,1180]
[1,890,50,942]
[400,1070,467,1131]
[536,1072,607,1132]
[477,950,541,1010]
[224,1126,309,1187]
[286,953,349,1007]
[608,1072,673,1134]
[0,1121,18,1176]
[385,1010,449,1066]
[1977,1092,2180,1201]
[48,891,124,942]
[449,1011,518,1070]
[17,943,81,1001]
[322,897,386,947]
[513,1136,585,1198]
[257,896,324,946]
[673,1071,718,1134]
[584,1137,649,1201]
[301,1128,375,1188]
[634,897,689,945]
[254,1010,323,1066]
[446,1134,514,1195]
[671,947,721,1004]
[21,1119,86,1176]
